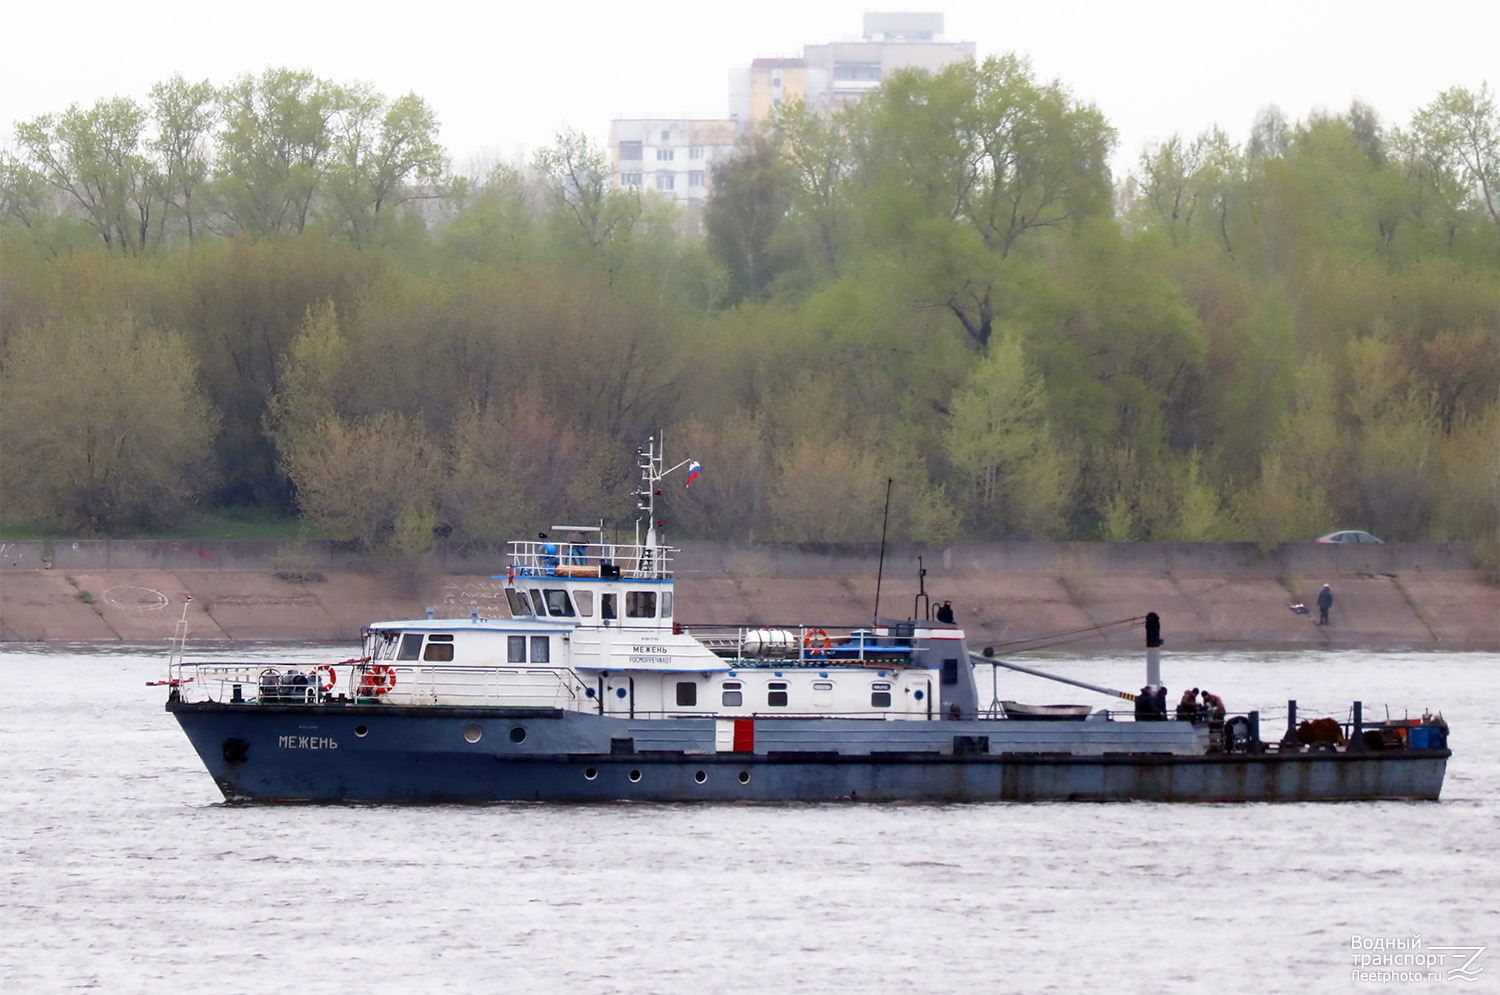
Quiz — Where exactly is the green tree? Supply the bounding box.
[15,97,157,252]
[213,68,342,237]
[854,54,1116,348]
[703,132,793,302]
[326,89,448,248]
[280,410,439,550]
[148,74,217,244]
[0,312,218,531]
[941,332,1075,537]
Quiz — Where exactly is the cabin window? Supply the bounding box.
[529,590,546,616]
[767,681,789,707]
[722,680,743,706]
[505,589,533,617]
[812,680,834,706]
[530,635,550,663]
[660,591,673,618]
[423,634,455,662]
[676,681,697,706]
[626,591,657,618]
[941,659,959,686]
[601,593,617,620]
[573,591,594,617]
[508,635,526,662]
[871,681,892,708]
[397,633,423,661]
[543,589,575,617]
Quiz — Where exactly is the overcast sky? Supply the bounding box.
[3,0,1495,177]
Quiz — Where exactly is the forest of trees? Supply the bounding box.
[1,61,1496,561]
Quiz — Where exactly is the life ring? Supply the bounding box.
[311,664,338,692]
[359,664,397,696]
[803,628,831,656]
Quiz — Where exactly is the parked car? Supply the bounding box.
[1316,530,1383,544]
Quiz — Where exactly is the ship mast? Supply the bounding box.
[635,432,697,576]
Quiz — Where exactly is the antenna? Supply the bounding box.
[873,477,892,626]
[913,555,930,621]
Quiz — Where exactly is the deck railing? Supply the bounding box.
[508,540,671,580]
[176,662,592,710]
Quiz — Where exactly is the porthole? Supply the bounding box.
[464,725,483,743]
[914,689,925,701]
[628,769,642,783]
[738,770,751,784]
[616,687,628,699]
[509,727,526,743]
[694,770,707,784]
[355,725,368,738]
[584,768,598,780]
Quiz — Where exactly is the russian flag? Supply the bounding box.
[685,460,701,486]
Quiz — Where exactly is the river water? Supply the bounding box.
[2,644,1495,994]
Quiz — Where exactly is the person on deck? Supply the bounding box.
[1317,584,1333,626]
[1136,687,1154,721]
[1201,690,1226,720]
[1155,685,1169,718]
[935,601,955,624]
[1177,687,1200,720]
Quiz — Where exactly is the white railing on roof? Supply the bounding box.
[508,540,672,580]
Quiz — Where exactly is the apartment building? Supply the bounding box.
[612,13,974,202]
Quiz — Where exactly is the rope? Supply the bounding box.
[982,615,1148,655]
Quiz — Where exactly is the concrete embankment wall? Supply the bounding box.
[1,539,1495,650]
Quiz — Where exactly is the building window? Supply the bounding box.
[626,591,657,617]
[871,682,892,708]
[508,635,526,663]
[660,129,670,141]
[619,172,642,187]
[676,682,697,707]
[655,174,674,192]
[689,145,704,159]
[656,147,674,161]
[772,76,782,89]
[767,681,789,707]
[773,98,782,108]
[619,141,642,161]
[530,635,550,664]
[689,172,705,188]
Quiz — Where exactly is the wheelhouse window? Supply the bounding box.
[722,681,743,706]
[573,591,594,617]
[626,591,657,618]
[543,589,575,617]
[660,592,673,618]
[506,589,533,617]
[676,681,697,706]
[530,635,550,664]
[767,681,789,707]
[871,682,892,708]
[397,633,423,661]
[529,590,546,616]
[423,634,454,662]
[508,635,526,663]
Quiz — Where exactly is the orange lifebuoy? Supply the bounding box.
[359,664,397,696]
[803,628,831,656]
[311,664,338,692]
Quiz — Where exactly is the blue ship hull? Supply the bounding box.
[168,701,1449,803]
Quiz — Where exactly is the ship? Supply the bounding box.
[161,437,1450,803]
